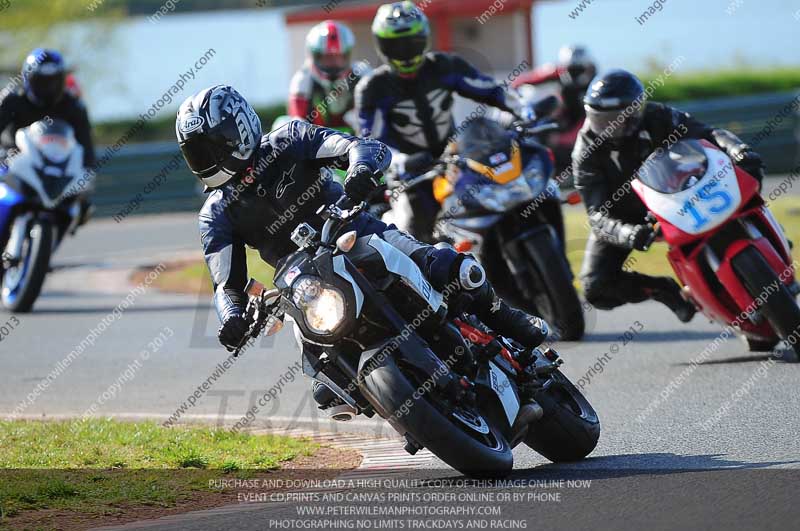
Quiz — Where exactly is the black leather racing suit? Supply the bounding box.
[0,89,96,238]
[573,101,762,310]
[355,52,520,241]
[199,120,547,353]
[0,89,96,168]
[201,120,405,322]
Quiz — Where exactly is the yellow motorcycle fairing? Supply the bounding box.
[464,141,522,185]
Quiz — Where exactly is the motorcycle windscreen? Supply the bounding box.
[11,119,84,208]
[25,119,78,164]
[457,117,512,166]
[635,140,742,235]
[636,139,708,194]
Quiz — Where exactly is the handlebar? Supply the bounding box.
[385,117,560,195]
[512,120,561,136]
[387,156,460,193]
[319,195,367,246]
[233,285,283,357]
[334,194,356,211]
[640,213,662,251]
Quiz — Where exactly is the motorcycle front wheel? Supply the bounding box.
[731,246,800,359]
[360,355,514,478]
[524,370,600,462]
[519,228,585,341]
[1,218,53,313]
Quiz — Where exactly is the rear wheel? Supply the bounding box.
[731,247,800,358]
[520,229,585,340]
[524,370,600,462]
[1,219,52,313]
[360,355,513,478]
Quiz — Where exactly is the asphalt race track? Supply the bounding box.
[2,180,800,529]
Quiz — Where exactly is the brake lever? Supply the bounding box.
[233,286,284,357]
[651,222,663,243]
[640,222,661,252]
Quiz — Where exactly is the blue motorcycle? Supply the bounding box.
[0,119,87,312]
[430,98,585,340]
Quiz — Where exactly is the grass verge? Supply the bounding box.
[0,419,357,529]
[642,67,800,103]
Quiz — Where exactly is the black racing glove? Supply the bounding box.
[404,151,435,175]
[344,163,382,203]
[730,145,765,183]
[623,223,656,251]
[218,313,249,352]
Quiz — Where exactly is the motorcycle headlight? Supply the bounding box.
[473,177,533,212]
[524,167,548,199]
[292,276,346,335]
[523,158,560,201]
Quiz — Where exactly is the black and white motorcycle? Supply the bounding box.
[235,196,600,477]
[0,119,89,312]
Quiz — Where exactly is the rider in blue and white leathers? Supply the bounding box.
[176,85,550,407]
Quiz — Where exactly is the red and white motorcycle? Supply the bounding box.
[632,139,800,357]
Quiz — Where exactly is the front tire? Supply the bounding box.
[360,355,513,478]
[524,370,600,462]
[746,337,780,352]
[1,219,52,313]
[731,246,800,358]
[520,229,585,340]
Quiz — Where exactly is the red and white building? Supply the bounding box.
[284,0,539,80]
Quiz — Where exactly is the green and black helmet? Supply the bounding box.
[372,1,431,75]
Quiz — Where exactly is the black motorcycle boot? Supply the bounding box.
[649,278,696,323]
[456,258,549,349]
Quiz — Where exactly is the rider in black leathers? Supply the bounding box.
[573,70,764,320]
[0,49,96,229]
[176,85,550,409]
[0,49,96,169]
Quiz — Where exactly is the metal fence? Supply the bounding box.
[680,90,799,174]
[92,91,800,218]
[93,142,203,219]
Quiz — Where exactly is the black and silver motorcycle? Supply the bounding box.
[0,119,88,312]
[235,195,599,477]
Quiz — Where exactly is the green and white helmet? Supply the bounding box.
[372,1,431,75]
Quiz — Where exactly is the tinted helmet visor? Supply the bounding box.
[585,105,644,139]
[377,33,428,62]
[30,71,66,105]
[313,51,350,80]
[179,135,231,179]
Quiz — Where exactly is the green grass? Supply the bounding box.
[150,249,274,294]
[563,195,800,287]
[0,419,316,519]
[641,67,800,102]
